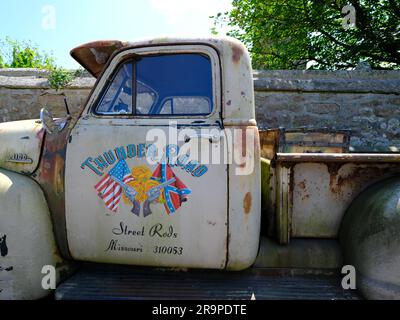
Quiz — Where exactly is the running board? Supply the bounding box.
[55,263,361,300]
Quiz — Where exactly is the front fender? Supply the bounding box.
[0,169,69,299]
[339,175,400,299]
[0,120,45,174]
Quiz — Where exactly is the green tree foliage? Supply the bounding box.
[0,38,55,69]
[48,67,75,91]
[212,0,400,70]
[0,38,76,90]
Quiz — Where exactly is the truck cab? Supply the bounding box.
[64,38,260,270]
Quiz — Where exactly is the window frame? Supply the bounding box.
[93,61,135,116]
[90,46,219,119]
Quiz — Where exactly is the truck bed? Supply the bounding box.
[55,263,361,300]
[259,128,400,244]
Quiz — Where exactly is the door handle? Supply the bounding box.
[184,132,221,143]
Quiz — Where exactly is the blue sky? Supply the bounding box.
[1,0,231,68]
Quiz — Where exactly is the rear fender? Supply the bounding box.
[339,175,400,299]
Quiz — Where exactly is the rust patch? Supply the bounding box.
[231,43,244,64]
[70,40,126,78]
[34,126,71,259]
[35,127,45,141]
[297,179,310,200]
[89,47,110,64]
[241,128,247,158]
[302,194,310,200]
[233,126,252,163]
[280,161,294,169]
[326,162,342,176]
[327,163,343,191]
[243,192,252,214]
[298,180,306,190]
[327,164,399,196]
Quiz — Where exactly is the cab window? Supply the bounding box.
[96,63,133,115]
[94,53,213,116]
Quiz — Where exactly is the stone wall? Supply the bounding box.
[0,68,399,151]
[254,70,400,151]
[0,68,94,122]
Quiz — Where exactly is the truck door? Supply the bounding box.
[65,45,228,269]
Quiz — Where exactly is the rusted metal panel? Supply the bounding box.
[216,36,260,269]
[260,130,400,241]
[259,129,279,160]
[259,128,350,158]
[70,40,127,78]
[226,126,261,270]
[260,158,276,237]
[33,126,72,259]
[275,165,292,244]
[267,149,400,240]
[290,162,400,238]
[65,122,228,269]
[0,120,44,174]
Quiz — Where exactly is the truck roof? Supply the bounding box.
[70,37,244,78]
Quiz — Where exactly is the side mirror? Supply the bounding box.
[40,107,57,134]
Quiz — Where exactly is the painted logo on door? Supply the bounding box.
[95,160,191,216]
[80,143,209,217]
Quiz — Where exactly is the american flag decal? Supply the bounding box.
[95,159,134,212]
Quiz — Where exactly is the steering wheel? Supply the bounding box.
[114,98,129,113]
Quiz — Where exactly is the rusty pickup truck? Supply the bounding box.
[0,37,399,300]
